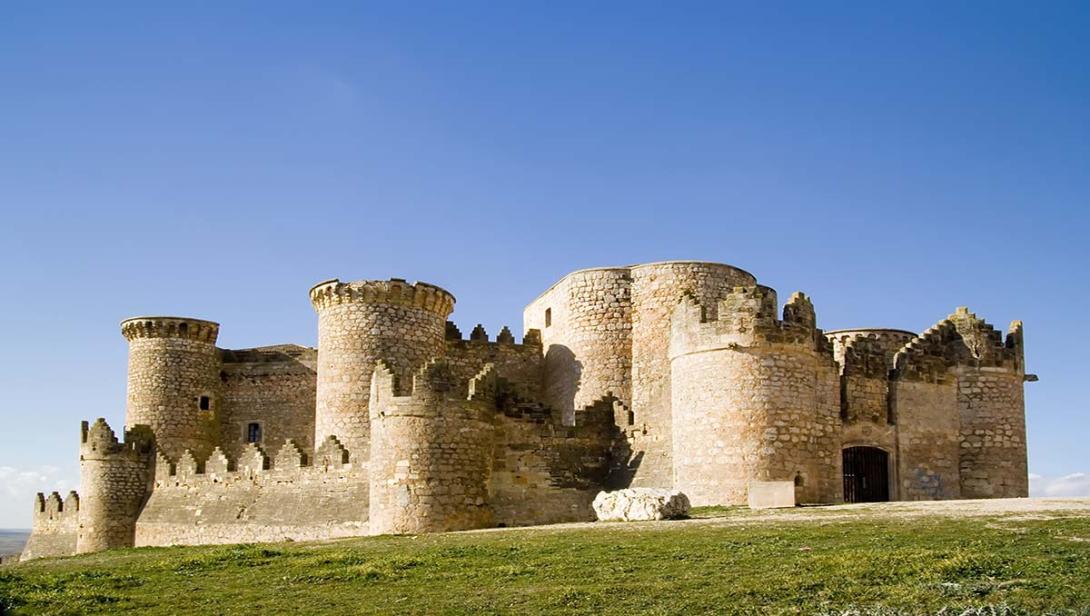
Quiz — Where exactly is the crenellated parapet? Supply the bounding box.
[22,491,81,560]
[668,285,842,506]
[369,358,495,422]
[310,277,453,463]
[152,437,354,489]
[309,278,455,316]
[31,491,79,529]
[121,315,222,460]
[670,286,834,359]
[892,308,1024,383]
[947,307,1024,372]
[77,418,156,554]
[827,329,917,378]
[120,316,220,343]
[81,418,156,460]
[444,322,542,347]
[368,358,497,534]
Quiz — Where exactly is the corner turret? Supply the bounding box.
[76,418,155,554]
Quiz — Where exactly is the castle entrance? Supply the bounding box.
[842,446,889,503]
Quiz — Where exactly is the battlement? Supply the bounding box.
[120,316,220,343]
[32,491,79,527]
[827,329,917,377]
[309,278,456,316]
[369,358,498,422]
[445,321,543,347]
[154,434,357,489]
[670,286,832,359]
[80,418,156,460]
[892,307,1024,381]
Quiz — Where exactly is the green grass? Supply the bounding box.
[3,513,1090,615]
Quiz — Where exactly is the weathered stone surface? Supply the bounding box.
[592,488,691,521]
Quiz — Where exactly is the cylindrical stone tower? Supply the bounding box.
[76,419,154,554]
[309,278,455,462]
[950,312,1028,498]
[368,361,494,534]
[669,287,842,506]
[120,316,221,460]
[523,267,633,425]
[628,261,757,488]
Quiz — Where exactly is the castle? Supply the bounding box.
[21,261,1031,560]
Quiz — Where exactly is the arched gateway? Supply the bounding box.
[842,446,890,503]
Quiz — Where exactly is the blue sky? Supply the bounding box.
[1,2,1087,528]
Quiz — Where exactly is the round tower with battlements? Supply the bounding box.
[76,419,154,554]
[120,316,221,460]
[368,360,495,534]
[669,286,843,506]
[310,278,455,462]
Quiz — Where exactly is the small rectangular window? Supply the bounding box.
[246,422,262,443]
[545,308,552,327]
[198,396,211,411]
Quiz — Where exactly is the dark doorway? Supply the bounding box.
[842,446,889,503]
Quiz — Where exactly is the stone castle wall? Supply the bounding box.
[490,395,616,527]
[21,492,79,560]
[20,263,1032,561]
[135,437,368,547]
[218,345,317,460]
[443,324,544,401]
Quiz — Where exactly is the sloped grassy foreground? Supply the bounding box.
[2,508,1089,615]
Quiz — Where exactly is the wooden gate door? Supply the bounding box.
[842,446,890,503]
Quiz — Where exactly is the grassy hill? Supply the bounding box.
[2,500,1089,615]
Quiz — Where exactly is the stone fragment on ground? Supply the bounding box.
[593,488,691,521]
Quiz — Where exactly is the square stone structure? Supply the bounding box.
[21,261,1032,560]
[747,481,796,509]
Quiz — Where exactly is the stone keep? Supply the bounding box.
[21,261,1033,560]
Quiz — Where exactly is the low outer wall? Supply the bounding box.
[22,493,79,560]
[135,465,368,547]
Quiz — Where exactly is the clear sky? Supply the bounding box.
[1,2,1087,528]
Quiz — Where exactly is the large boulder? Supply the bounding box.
[592,488,691,522]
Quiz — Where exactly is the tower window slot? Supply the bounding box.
[246,422,262,443]
[545,308,552,327]
[198,395,211,411]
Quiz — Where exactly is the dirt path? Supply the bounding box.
[464,497,1090,536]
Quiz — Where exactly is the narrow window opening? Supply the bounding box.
[198,395,211,411]
[544,308,552,327]
[794,473,805,487]
[626,410,635,426]
[247,422,262,443]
